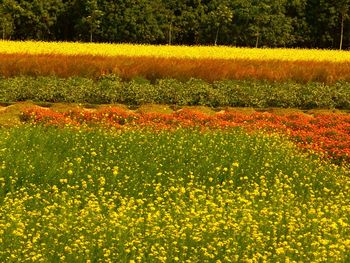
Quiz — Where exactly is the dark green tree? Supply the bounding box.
[234,0,293,47]
[0,0,349,49]
[285,0,311,47]
[81,0,103,42]
[232,0,293,47]
[0,0,16,39]
[204,0,234,45]
[333,0,350,49]
[163,0,207,44]
[99,0,168,44]
[5,0,65,40]
[305,0,338,48]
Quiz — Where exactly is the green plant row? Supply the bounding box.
[1,75,350,109]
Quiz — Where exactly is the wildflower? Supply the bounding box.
[60,178,68,184]
[232,162,239,167]
[113,166,119,176]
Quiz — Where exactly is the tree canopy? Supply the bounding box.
[1,0,349,49]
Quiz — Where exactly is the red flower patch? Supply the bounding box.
[21,107,350,163]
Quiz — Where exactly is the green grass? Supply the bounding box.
[0,126,350,262]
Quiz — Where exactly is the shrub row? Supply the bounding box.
[1,75,350,109]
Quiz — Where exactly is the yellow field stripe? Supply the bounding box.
[1,40,350,62]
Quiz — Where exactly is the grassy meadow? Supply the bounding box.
[1,41,350,262]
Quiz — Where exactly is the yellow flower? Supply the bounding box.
[232,162,239,167]
[276,247,285,255]
[60,178,68,184]
[113,166,119,176]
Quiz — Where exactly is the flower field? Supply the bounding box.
[1,41,350,261]
[21,106,350,163]
[3,41,350,61]
[1,125,350,262]
[1,41,350,83]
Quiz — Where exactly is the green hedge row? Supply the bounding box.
[1,75,350,109]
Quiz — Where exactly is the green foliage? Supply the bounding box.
[80,0,104,42]
[98,0,168,43]
[0,75,350,109]
[1,0,350,48]
[203,0,234,45]
[0,0,17,40]
[1,76,350,109]
[6,0,65,40]
[233,0,294,47]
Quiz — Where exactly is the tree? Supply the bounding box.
[69,0,104,42]
[334,0,350,49]
[285,0,310,47]
[233,0,293,47]
[98,0,168,44]
[206,0,233,45]
[37,0,65,40]
[5,0,64,40]
[305,0,339,48]
[0,0,14,39]
[81,0,103,42]
[0,0,20,40]
[0,0,349,49]
[162,0,207,45]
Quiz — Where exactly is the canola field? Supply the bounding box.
[1,41,350,262]
[1,126,350,262]
[1,40,350,62]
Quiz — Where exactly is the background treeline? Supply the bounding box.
[1,0,350,49]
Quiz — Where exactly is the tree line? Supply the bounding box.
[1,0,350,49]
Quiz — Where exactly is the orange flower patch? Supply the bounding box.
[21,107,350,162]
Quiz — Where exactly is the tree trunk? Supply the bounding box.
[168,22,172,45]
[214,26,219,46]
[340,13,344,50]
[90,26,93,42]
[255,32,259,48]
